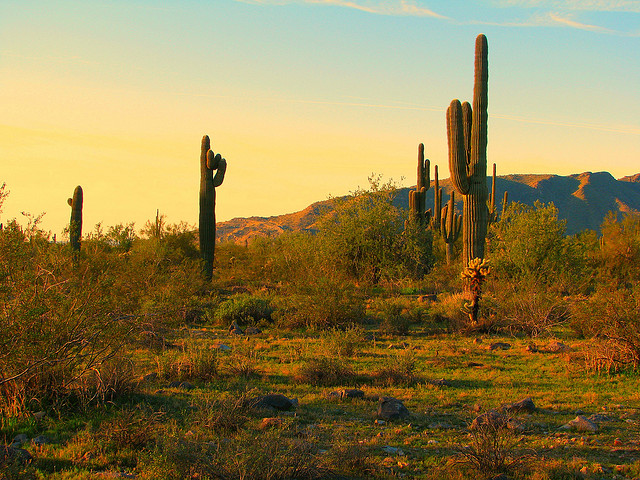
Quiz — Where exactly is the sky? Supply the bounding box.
[1,0,638,236]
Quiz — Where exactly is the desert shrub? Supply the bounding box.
[372,349,419,386]
[489,201,591,294]
[491,280,570,337]
[570,284,640,372]
[597,211,640,286]
[369,296,429,335]
[272,276,366,329]
[294,357,356,386]
[320,324,365,357]
[316,175,434,284]
[454,419,533,478]
[155,341,219,382]
[212,293,273,326]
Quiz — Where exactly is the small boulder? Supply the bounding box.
[488,342,511,351]
[245,326,262,335]
[0,445,33,466]
[213,343,232,351]
[168,381,195,390]
[427,378,451,387]
[259,417,283,430]
[471,411,524,432]
[250,394,298,411]
[32,435,51,446]
[11,434,28,448]
[377,397,410,421]
[544,341,570,353]
[340,389,365,399]
[560,415,598,432]
[503,397,536,413]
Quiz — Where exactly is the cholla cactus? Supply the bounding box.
[461,258,490,325]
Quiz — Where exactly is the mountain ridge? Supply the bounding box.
[217,171,640,244]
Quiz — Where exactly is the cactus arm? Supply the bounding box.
[213,157,227,188]
[470,34,488,178]
[462,101,472,164]
[447,100,470,196]
[501,190,509,217]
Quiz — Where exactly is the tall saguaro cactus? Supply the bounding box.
[199,135,227,281]
[67,185,83,252]
[409,143,431,225]
[447,34,489,267]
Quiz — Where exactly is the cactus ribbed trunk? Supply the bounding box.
[199,135,227,281]
[67,186,83,252]
[447,34,489,267]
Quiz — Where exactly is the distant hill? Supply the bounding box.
[217,171,640,244]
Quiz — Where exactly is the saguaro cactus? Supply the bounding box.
[440,191,462,265]
[199,135,227,281]
[67,185,83,252]
[487,163,509,224]
[408,143,431,225]
[447,34,489,267]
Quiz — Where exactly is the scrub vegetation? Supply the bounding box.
[2,177,640,480]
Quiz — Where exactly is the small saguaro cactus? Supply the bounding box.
[67,185,83,251]
[199,135,227,281]
[440,191,462,265]
[447,33,489,267]
[487,163,509,224]
[408,143,431,226]
[430,164,443,231]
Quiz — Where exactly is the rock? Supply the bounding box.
[213,343,232,351]
[32,435,51,446]
[250,394,298,411]
[428,422,454,430]
[375,419,386,425]
[560,415,598,432]
[471,411,524,431]
[588,413,611,422]
[466,361,483,367]
[0,445,33,466]
[229,321,243,335]
[340,389,365,399]
[544,341,570,353]
[245,326,262,335]
[503,397,536,413]
[11,434,28,447]
[473,337,483,344]
[488,342,511,351]
[377,397,410,421]
[427,378,451,387]
[168,381,195,390]
[32,411,46,421]
[418,294,437,304]
[525,343,538,353]
[140,372,158,383]
[388,342,410,349]
[259,417,283,430]
[381,446,405,456]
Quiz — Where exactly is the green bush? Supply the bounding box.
[212,293,274,326]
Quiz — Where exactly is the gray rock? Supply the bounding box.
[488,342,511,351]
[377,397,410,421]
[561,415,598,432]
[245,326,262,335]
[213,343,232,351]
[340,389,365,399]
[168,381,195,390]
[11,434,28,447]
[471,411,524,432]
[250,394,298,411]
[544,341,570,353]
[504,397,536,413]
[381,446,405,456]
[32,435,51,446]
[0,445,33,465]
[427,378,451,387]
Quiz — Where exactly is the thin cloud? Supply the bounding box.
[492,0,640,12]
[548,12,616,33]
[236,0,448,18]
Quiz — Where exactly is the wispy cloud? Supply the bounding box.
[492,0,640,13]
[236,0,448,18]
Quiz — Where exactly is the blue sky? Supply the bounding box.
[1,0,638,234]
